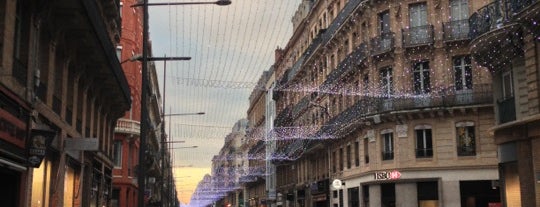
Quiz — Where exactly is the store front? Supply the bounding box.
[0,88,29,207]
[342,168,500,207]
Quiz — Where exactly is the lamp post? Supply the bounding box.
[133,1,230,207]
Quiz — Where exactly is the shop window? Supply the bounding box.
[456,121,476,156]
[362,185,369,207]
[381,183,396,207]
[460,180,501,207]
[348,187,359,207]
[64,166,76,207]
[417,181,439,207]
[31,160,52,207]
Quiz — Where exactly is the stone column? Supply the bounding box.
[441,180,461,207]
[368,185,380,207]
[396,183,417,207]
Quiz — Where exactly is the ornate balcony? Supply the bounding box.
[370,32,395,57]
[115,118,141,135]
[498,97,516,124]
[469,0,528,71]
[323,43,368,87]
[402,25,434,47]
[443,19,470,42]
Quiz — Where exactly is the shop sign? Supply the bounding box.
[27,129,56,168]
[374,170,401,181]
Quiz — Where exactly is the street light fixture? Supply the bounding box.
[131,0,231,7]
[134,1,230,206]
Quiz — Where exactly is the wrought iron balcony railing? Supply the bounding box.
[382,151,394,160]
[323,43,368,87]
[443,19,470,41]
[402,25,434,47]
[469,0,537,40]
[498,96,516,124]
[416,148,433,158]
[370,32,395,56]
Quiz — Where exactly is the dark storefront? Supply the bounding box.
[0,88,29,207]
[311,179,329,207]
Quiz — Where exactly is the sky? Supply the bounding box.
[147,0,302,204]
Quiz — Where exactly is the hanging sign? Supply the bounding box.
[27,128,56,167]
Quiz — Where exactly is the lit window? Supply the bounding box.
[456,122,476,156]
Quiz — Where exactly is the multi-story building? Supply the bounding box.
[214,119,249,207]
[469,1,540,206]
[112,0,143,206]
[272,0,502,207]
[0,0,130,207]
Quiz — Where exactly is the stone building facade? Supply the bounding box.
[0,0,130,206]
[272,0,502,207]
[469,1,540,206]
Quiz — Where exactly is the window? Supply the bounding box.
[456,122,476,156]
[339,147,344,171]
[31,160,52,207]
[113,141,122,167]
[332,151,337,173]
[362,74,369,94]
[454,56,472,90]
[13,0,31,85]
[380,67,393,97]
[413,61,431,94]
[355,141,360,167]
[364,138,369,164]
[379,10,391,34]
[450,0,469,21]
[410,3,428,27]
[381,130,394,160]
[415,126,433,158]
[502,71,514,99]
[346,145,351,169]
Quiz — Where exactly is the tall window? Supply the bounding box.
[456,122,476,156]
[415,126,433,158]
[113,141,123,168]
[13,0,30,85]
[332,151,337,173]
[346,145,351,169]
[380,67,393,97]
[355,141,360,167]
[454,56,472,90]
[381,130,394,160]
[502,71,514,99]
[413,61,431,94]
[339,147,344,171]
[364,138,369,164]
[450,0,469,21]
[410,3,428,27]
[379,10,390,34]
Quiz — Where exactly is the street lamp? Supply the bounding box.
[131,0,231,7]
[133,1,230,206]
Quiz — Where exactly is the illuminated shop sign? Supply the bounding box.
[374,170,401,181]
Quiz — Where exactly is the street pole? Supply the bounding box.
[138,0,149,207]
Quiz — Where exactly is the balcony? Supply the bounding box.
[498,97,516,124]
[115,118,141,135]
[370,32,395,57]
[402,25,434,47]
[443,19,470,42]
[323,43,368,87]
[469,0,525,70]
[321,0,367,45]
[292,96,311,118]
